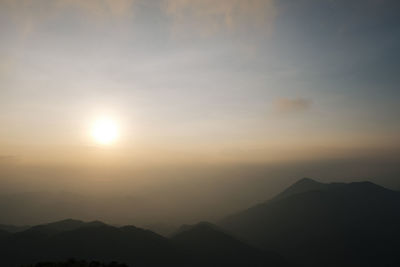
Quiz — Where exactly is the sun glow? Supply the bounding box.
[92,117,119,145]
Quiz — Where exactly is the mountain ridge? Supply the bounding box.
[0,218,291,267]
[219,178,400,267]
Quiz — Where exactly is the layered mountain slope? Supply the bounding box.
[0,229,9,237]
[0,224,30,233]
[13,219,105,238]
[172,222,288,266]
[220,178,400,267]
[0,219,290,267]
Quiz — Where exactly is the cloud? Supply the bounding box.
[274,97,313,113]
[53,0,136,17]
[2,0,275,38]
[163,0,276,35]
[1,0,137,36]
[1,0,136,16]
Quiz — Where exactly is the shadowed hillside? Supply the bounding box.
[171,222,289,267]
[21,258,128,267]
[220,178,400,267]
[0,219,291,267]
[2,178,400,267]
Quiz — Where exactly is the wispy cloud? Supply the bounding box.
[274,97,313,114]
[54,0,136,17]
[2,0,276,38]
[1,0,136,16]
[1,0,137,36]
[163,0,276,35]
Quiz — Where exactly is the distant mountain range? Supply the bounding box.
[0,219,289,267]
[1,178,400,266]
[219,178,400,267]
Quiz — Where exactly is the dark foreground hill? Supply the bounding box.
[0,219,290,267]
[0,224,30,233]
[21,258,128,267]
[219,178,400,267]
[171,222,289,266]
[0,229,9,237]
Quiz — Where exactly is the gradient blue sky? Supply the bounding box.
[1,0,400,165]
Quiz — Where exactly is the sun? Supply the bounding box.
[91,117,119,145]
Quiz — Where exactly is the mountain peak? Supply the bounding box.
[219,178,400,267]
[48,218,84,225]
[18,219,108,238]
[273,178,326,201]
[296,177,319,184]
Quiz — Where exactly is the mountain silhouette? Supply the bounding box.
[0,221,177,267]
[14,219,106,238]
[0,229,9,237]
[0,219,290,267]
[3,178,398,266]
[20,258,129,267]
[172,221,289,266]
[272,177,330,201]
[219,178,400,267]
[0,224,30,233]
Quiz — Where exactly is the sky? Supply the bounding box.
[1,0,400,209]
[1,0,400,164]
